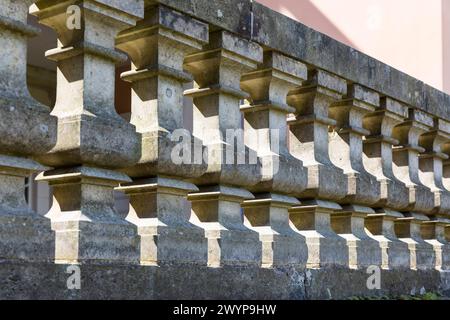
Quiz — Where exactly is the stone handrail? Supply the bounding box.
[0,0,450,299]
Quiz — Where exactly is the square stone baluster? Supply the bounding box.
[419,118,450,270]
[362,97,410,210]
[115,4,209,266]
[445,138,450,191]
[289,201,348,268]
[239,51,308,268]
[184,31,263,267]
[365,209,410,269]
[286,70,349,268]
[395,213,436,270]
[287,70,348,201]
[0,0,56,262]
[328,84,382,269]
[32,1,145,264]
[420,119,450,213]
[242,194,304,268]
[392,109,435,213]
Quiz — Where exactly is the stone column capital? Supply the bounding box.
[330,84,379,132]
[184,30,263,91]
[241,51,307,112]
[117,4,208,70]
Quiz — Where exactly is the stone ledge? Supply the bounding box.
[152,0,450,122]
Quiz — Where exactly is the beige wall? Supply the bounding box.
[257,0,450,94]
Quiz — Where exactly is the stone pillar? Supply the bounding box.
[115,5,208,266]
[328,84,382,268]
[365,209,410,269]
[242,194,303,268]
[287,69,348,268]
[422,218,450,270]
[395,213,436,270]
[0,0,56,262]
[239,51,308,268]
[362,97,414,269]
[392,109,435,213]
[419,118,450,270]
[289,201,347,268]
[362,97,410,210]
[32,0,144,264]
[184,30,263,267]
[117,177,203,265]
[287,70,348,201]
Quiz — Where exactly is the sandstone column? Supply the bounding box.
[419,118,450,270]
[392,109,435,213]
[287,70,348,268]
[328,84,382,269]
[240,51,308,268]
[32,0,144,264]
[362,97,412,269]
[184,30,262,267]
[390,108,436,270]
[115,4,208,266]
[0,0,56,262]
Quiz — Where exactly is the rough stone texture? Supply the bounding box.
[363,97,410,210]
[287,69,348,201]
[31,1,145,264]
[1,261,448,300]
[2,0,450,300]
[240,51,308,196]
[144,0,450,123]
[0,1,56,264]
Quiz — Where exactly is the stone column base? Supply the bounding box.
[0,155,55,262]
[188,185,261,268]
[289,200,348,268]
[395,213,436,270]
[118,176,207,266]
[422,218,450,270]
[366,209,410,269]
[242,193,306,268]
[332,205,382,269]
[37,166,139,265]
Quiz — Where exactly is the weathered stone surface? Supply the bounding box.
[143,0,450,123]
[287,70,348,201]
[184,30,262,187]
[2,0,450,300]
[0,261,447,299]
[419,118,450,215]
[146,0,252,37]
[289,200,348,268]
[37,167,139,264]
[329,84,380,206]
[31,1,145,264]
[242,193,305,268]
[116,4,208,178]
[117,176,207,266]
[0,0,56,264]
[188,185,261,267]
[363,97,410,210]
[331,205,382,269]
[392,109,435,213]
[395,213,436,270]
[240,51,308,195]
[366,209,410,269]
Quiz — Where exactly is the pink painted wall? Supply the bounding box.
[257,0,450,94]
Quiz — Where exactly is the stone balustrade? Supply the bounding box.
[1,0,450,299]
